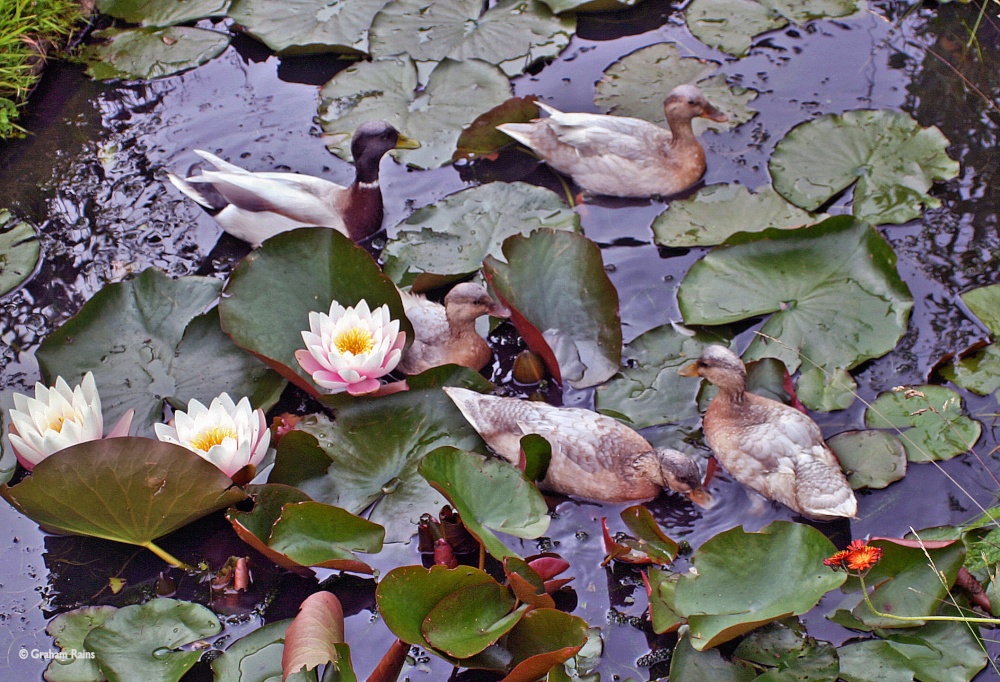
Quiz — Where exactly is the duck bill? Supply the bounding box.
[678,361,700,378]
[702,106,729,124]
[394,134,421,150]
[489,301,512,319]
[687,487,715,509]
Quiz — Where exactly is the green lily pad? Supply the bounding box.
[770,110,960,225]
[864,385,981,462]
[383,182,580,287]
[669,631,757,681]
[484,230,621,389]
[212,619,318,682]
[0,437,246,547]
[538,0,646,13]
[423,582,524,658]
[284,592,355,680]
[35,268,283,434]
[939,284,1000,394]
[595,323,730,429]
[218,227,410,396]
[0,210,39,297]
[80,26,230,80]
[677,216,913,389]
[419,447,550,560]
[594,42,757,134]
[454,97,541,162]
[827,430,907,490]
[618,505,679,563]
[733,620,839,680]
[96,0,230,27]
[45,606,116,682]
[228,0,386,55]
[647,566,685,634]
[83,599,221,682]
[651,184,821,248]
[502,608,590,682]
[795,366,857,412]
[674,521,845,650]
[369,0,574,77]
[318,56,511,169]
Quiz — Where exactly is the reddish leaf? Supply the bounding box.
[433,539,459,568]
[283,592,349,679]
[366,638,410,682]
[454,96,540,161]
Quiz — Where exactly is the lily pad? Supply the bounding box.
[669,631,757,681]
[939,284,1000,394]
[502,608,590,682]
[595,323,730,429]
[80,26,230,80]
[0,437,246,548]
[96,0,230,27]
[647,567,685,634]
[318,56,511,169]
[595,43,757,133]
[454,97,541,162]
[827,430,907,490]
[283,592,355,680]
[864,385,980,462]
[651,184,821,248]
[733,620,839,680]
[0,210,39,297]
[484,230,621,389]
[677,217,913,395]
[35,268,283,434]
[795,366,857,412]
[228,0,386,55]
[383,182,580,287]
[674,521,845,650]
[423,582,524,658]
[419,447,551,560]
[218,228,410,396]
[212,619,318,682]
[369,0,574,77]
[45,606,116,682]
[83,598,221,682]
[538,0,646,13]
[770,110,960,225]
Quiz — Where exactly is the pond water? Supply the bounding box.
[0,0,999,679]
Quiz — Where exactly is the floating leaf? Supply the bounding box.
[83,599,221,682]
[35,268,283,434]
[80,26,230,80]
[677,217,912,385]
[651,184,820,248]
[647,567,685,634]
[595,42,757,133]
[502,608,589,682]
[383,183,579,286]
[454,97,541,162]
[827,430,907,490]
[939,284,1000,394]
[229,0,386,54]
[212,619,318,682]
[318,56,511,169]
[770,110,959,225]
[595,323,730,429]
[669,631,757,681]
[619,505,680,563]
[733,620,839,680]
[96,0,230,27]
[283,592,355,680]
[864,385,980,462]
[45,606,116,682]
[419,447,551,560]
[795,366,857,412]
[423,582,524,658]
[369,0,574,77]
[484,230,621,389]
[219,228,410,396]
[674,521,845,650]
[0,210,39,296]
[538,0,647,13]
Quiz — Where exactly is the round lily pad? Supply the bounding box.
[827,430,907,490]
[864,385,981,462]
[212,619,316,682]
[938,284,1000,395]
[80,26,231,80]
[422,582,523,658]
[97,0,230,27]
[0,210,39,297]
[229,0,387,54]
[45,606,117,682]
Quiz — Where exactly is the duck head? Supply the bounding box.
[679,345,747,396]
[663,84,729,125]
[641,449,714,508]
[444,282,511,323]
[351,121,420,182]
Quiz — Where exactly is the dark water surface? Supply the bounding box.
[1,1,999,679]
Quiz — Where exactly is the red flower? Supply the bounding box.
[824,540,883,573]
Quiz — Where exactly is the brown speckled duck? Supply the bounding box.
[496,84,727,198]
[444,387,713,507]
[397,283,510,375]
[679,345,857,521]
[167,121,419,247]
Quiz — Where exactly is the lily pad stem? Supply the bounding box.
[858,573,1000,625]
[141,541,195,571]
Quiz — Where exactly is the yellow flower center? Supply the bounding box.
[191,426,238,452]
[334,326,375,356]
[46,412,80,433]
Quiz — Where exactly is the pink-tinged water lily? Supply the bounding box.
[295,299,406,396]
[154,393,269,480]
[6,372,134,471]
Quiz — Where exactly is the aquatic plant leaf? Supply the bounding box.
[864,385,980,462]
[96,0,230,27]
[795,366,857,412]
[318,56,511,169]
[283,592,354,680]
[501,609,590,682]
[651,184,820,248]
[619,505,679,563]
[228,0,386,55]
[827,430,907,490]
[269,370,487,543]
[383,182,579,286]
[669,631,757,681]
[770,110,960,224]
[35,268,282,435]
[484,230,621,389]
[45,606,116,682]
[423,582,524,658]
[0,211,39,296]
[647,567,684,634]
[0,437,246,545]
[537,0,647,13]
[939,284,1000,394]
[733,620,839,680]
[369,0,574,77]
[80,26,230,80]
[455,97,541,162]
[419,447,550,560]
[595,323,730,429]
[594,43,757,133]
[674,521,845,650]
[212,619,318,682]
[83,598,221,682]
[219,228,410,397]
[677,217,912,383]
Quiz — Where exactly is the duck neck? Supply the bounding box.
[665,115,700,153]
[342,184,383,240]
[445,309,478,340]
[354,152,383,186]
[718,384,746,403]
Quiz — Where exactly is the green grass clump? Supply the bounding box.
[0,0,83,139]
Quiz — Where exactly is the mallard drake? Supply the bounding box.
[167,121,419,247]
[397,283,510,375]
[444,387,713,506]
[496,84,727,198]
[679,345,857,521]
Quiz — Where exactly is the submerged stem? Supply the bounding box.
[141,541,194,571]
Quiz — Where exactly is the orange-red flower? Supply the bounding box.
[824,540,883,572]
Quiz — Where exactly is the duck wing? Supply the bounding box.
[400,291,449,345]
[543,112,668,160]
[195,170,348,227]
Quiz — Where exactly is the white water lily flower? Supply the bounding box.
[154,393,270,479]
[295,299,406,396]
[7,372,133,471]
